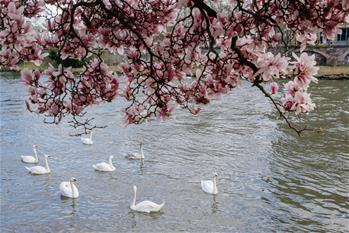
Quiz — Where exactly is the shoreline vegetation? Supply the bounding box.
[1,62,349,80]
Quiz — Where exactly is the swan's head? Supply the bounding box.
[70,177,77,182]
[32,144,38,148]
[213,172,218,177]
[44,154,50,158]
[109,155,114,160]
[133,185,137,192]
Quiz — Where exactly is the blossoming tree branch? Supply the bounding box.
[1,0,348,134]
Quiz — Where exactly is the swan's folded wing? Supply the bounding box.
[201,180,214,193]
[93,162,109,170]
[126,153,141,160]
[59,182,68,191]
[135,200,162,212]
[126,153,135,158]
[81,137,92,144]
[30,166,48,174]
[60,182,72,197]
[21,155,35,163]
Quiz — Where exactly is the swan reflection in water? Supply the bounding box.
[60,195,78,214]
[128,209,164,228]
[211,195,219,214]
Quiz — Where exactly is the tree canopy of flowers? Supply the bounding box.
[1,0,348,134]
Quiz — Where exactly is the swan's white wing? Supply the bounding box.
[82,139,91,144]
[60,182,79,198]
[93,162,113,171]
[126,153,142,160]
[201,180,214,194]
[94,162,108,169]
[59,182,69,196]
[81,137,93,145]
[27,165,48,174]
[134,200,164,213]
[60,182,73,197]
[21,155,37,163]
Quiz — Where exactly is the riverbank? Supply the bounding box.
[316,66,349,79]
[1,63,349,79]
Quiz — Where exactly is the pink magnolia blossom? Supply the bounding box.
[256,53,289,81]
[284,81,301,96]
[291,53,319,88]
[291,91,315,114]
[21,69,33,85]
[270,82,279,95]
[296,32,317,52]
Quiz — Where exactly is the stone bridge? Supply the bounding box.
[101,45,349,66]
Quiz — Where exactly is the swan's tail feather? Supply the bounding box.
[25,167,31,172]
[92,165,98,170]
[159,202,165,210]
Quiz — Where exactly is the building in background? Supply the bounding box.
[319,25,349,46]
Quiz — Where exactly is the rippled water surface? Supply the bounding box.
[1,72,348,232]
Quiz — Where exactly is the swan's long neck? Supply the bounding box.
[44,157,50,171]
[140,145,144,159]
[131,188,136,208]
[108,157,113,166]
[33,148,38,160]
[89,132,93,140]
[213,176,217,194]
[70,181,75,197]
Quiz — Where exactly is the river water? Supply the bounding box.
[0,72,348,232]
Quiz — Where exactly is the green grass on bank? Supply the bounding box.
[20,62,49,71]
[318,66,349,76]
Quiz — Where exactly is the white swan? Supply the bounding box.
[92,155,116,172]
[81,131,93,145]
[25,154,51,175]
[60,177,79,198]
[21,144,39,164]
[130,185,165,213]
[126,142,144,160]
[201,172,218,195]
